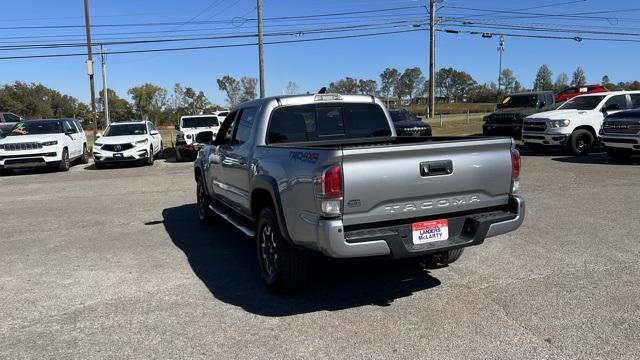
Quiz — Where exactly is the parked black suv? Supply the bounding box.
[483,91,555,140]
[388,109,432,136]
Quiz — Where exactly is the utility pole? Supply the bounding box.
[257,0,265,98]
[428,0,436,118]
[83,0,98,142]
[497,35,505,100]
[99,44,110,126]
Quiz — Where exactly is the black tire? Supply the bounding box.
[568,129,594,156]
[175,146,184,162]
[79,144,89,164]
[196,178,217,225]
[146,145,154,166]
[95,161,106,170]
[155,142,164,159]
[447,248,464,264]
[606,148,632,161]
[58,148,70,171]
[256,208,309,292]
[0,168,13,176]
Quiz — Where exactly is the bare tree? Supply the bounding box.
[285,81,299,95]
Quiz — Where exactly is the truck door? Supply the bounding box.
[217,107,257,214]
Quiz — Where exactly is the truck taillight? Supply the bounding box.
[511,149,520,194]
[316,165,343,217]
[320,165,342,199]
[511,149,520,179]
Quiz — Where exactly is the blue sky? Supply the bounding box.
[1,0,640,106]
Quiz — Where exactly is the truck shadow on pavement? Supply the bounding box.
[161,204,441,317]
[551,153,639,165]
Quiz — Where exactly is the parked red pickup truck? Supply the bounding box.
[555,85,607,103]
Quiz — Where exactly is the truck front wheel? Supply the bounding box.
[256,208,309,292]
[568,129,594,156]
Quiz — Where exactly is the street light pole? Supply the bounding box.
[100,44,110,126]
[83,0,98,141]
[497,35,505,99]
[257,0,265,98]
[428,0,436,118]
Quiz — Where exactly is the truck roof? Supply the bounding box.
[235,93,379,109]
[508,91,553,96]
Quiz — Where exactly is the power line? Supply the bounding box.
[0,28,427,60]
[0,5,425,30]
[0,21,426,51]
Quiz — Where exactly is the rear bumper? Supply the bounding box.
[483,124,522,140]
[316,196,525,259]
[522,132,568,146]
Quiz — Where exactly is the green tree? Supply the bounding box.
[499,68,517,94]
[216,75,242,107]
[127,83,167,120]
[97,88,134,124]
[533,65,553,91]
[554,73,569,93]
[328,77,358,94]
[435,68,477,102]
[240,77,258,103]
[379,68,400,100]
[397,67,423,103]
[358,79,378,95]
[571,66,586,86]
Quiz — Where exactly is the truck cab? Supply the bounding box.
[483,91,555,140]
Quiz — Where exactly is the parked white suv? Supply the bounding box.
[174,115,222,161]
[0,118,88,175]
[523,91,640,155]
[93,120,163,169]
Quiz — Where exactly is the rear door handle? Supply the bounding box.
[420,160,453,176]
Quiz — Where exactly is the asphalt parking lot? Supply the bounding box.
[1,151,638,359]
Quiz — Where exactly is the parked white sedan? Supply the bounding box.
[0,118,88,175]
[92,121,162,169]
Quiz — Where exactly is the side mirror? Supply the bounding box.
[174,124,180,131]
[195,131,214,145]
[150,130,159,136]
[96,132,102,138]
[602,103,620,112]
[65,129,76,135]
[538,101,546,109]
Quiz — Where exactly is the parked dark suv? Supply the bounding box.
[483,91,555,140]
[388,109,432,136]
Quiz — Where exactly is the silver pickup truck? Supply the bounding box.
[194,93,525,291]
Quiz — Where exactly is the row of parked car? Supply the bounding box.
[0,118,165,174]
[483,89,640,159]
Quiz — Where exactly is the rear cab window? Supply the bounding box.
[267,103,391,144]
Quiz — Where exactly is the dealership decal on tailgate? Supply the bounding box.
[412,219,449,244]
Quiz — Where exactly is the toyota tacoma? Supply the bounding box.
[194,93,525,291]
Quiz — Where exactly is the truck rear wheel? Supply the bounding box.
[196,178,217,224]
[568,129,594,156]
[256,208,309,292]
[447,248,464,263]
[606,148,632,161]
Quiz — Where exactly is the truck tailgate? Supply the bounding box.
[341,138,513,226]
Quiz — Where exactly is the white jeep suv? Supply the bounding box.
[523,91,640,155]
[0,118,88,175]
[174,115,221,161]
[92,120,163,169]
